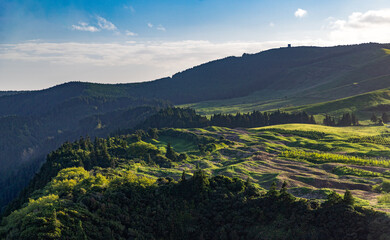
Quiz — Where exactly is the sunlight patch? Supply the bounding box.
[383,48,390,55]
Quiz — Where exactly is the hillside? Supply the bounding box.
[185,87,390,120]
[0,85,170,210]
[3,43,390,115]
[283,88,390,119]
[2,125,390,239]
[2,43,390,212]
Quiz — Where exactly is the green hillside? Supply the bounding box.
[3,43,390,218]
[283,88,390,119]
[183,87,390,123]
[2,124,390,239]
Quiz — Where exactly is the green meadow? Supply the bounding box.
[105,124,390,212]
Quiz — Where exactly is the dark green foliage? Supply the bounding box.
[165,143,179,161]
[137,107,209,129]
[323,114,336,126]
[210,110,315,128]
[147,128,159,139]
[137,107,316,130]
[343,189,355,205]
[324,113,359,126]
[371,113,378,123]
[3,134,175,216]
[337,113,359,126]
[325,191,343,206]
[382,112,390,123]
[1,168,389,240]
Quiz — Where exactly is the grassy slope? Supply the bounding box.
[282,88,390,119]
[180,48,390,116]
[114,124,390,212]
[182,87,390,121]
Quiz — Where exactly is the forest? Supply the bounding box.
[135,107,316,130]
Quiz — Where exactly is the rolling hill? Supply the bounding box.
[2,42,390,211]
[283,87,390,118]
[2,125,390,239]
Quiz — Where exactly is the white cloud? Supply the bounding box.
[295,8,307,18]
[0,40,336,69]
[156,25,166,31]
[124,5,135,13]
[125,30,138,36]
[147,23,153,28]
[71,22,100,32]
[97,16,117,31]
[269,22,275,27]
[0,39,331,90]
[327,9,390,44]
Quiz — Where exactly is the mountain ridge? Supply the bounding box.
[1,42,390,212]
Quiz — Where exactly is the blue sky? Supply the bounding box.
[1,0,390,90]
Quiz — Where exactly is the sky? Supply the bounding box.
[1,0,390,90]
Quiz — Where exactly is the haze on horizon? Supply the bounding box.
[1,0,390,91]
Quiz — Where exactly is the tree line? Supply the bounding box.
[323,113,359,126]
[135,107,316,130]
[371,112,390,125]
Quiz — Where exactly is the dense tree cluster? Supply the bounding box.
[1,167,389,240]
[210,110,315,128]
[136,108,316,130]
[3,130,201,216]
[370,112,390,125]
[323,113,359,126]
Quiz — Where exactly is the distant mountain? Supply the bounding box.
[1,42,390,210]
[4,43,390,111]
[0,91,22,97]
[124,42,390,104]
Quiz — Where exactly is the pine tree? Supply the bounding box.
[180,170,186,182]
[326,191,343,206]
[371,113,378,123]
[351,113,359,126]
[309,115,316,124]
[343,189,355,205]
[382,112,389,123]
[266,181,279,198]
[280,181,289,195]
[165,143,178,161]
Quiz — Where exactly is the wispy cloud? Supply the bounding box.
[295,8,307,18]
[156,25,166,31]
[97,16,117,31]
[125,30,138,36]
[269,22,275,27]
[0,39,329,72]
[327,9,390,43]
[124,5,135,13]
[0,39,335,90]
[71,22,100,32]
[71,16,118,33]
[147,23,166,31]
